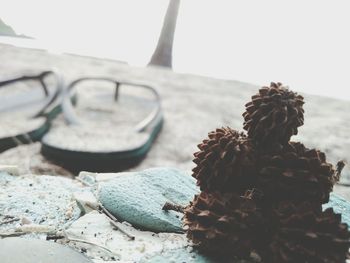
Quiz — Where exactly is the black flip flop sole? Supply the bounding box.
[0,121,50,152]
[40,77,164,173]
[41,117,163,173]
[0,70,65,152]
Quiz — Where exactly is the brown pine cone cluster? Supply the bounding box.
[183,191,265,258]
[257,141,336,205]
[268,203,350,263]
[184,82,349,262]
[192,127,256,193]
[243,82,304,148]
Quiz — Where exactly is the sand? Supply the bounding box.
[0,43,349,198]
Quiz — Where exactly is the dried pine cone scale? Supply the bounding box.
[257,142,337,204]
[268,203,350,263]
[184,191,265,258]
[192,127,256,193]
[243,82,305,147]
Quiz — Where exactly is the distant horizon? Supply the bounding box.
[1,0,349,101]
[0,35,349,103]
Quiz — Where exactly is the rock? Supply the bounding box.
[0,165,19,176]
[78,170,134,183]
[78,171,98,185]
[0,237,93,263]
[0,172,83,238]
[98,167,199,232]
[73,191,99,215]
[323,193,350,226]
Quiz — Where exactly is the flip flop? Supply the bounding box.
[41,77,163,173]
[0,70,63,152]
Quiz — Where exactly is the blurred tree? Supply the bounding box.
[148,0,180,68]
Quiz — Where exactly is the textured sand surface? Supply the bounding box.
[0,43,349,199]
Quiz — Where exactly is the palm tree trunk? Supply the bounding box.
[148,0,180,68]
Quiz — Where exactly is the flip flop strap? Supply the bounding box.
[62,77,162,132]
[0,70,64,118]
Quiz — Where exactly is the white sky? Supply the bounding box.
[1,0,350,100]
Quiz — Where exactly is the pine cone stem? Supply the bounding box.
[162,202,185,213]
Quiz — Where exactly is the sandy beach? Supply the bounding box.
[1,43,350,263]
[0,42,349,198]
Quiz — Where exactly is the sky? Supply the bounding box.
[1,0,350,101]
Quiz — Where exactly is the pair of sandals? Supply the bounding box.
[0,70,163,173]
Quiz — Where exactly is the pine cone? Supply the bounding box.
[257,142,337,205]
[183,191,265,258]
[267,202,350,263]
[192,127,256,193]
[243,82,304,147]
